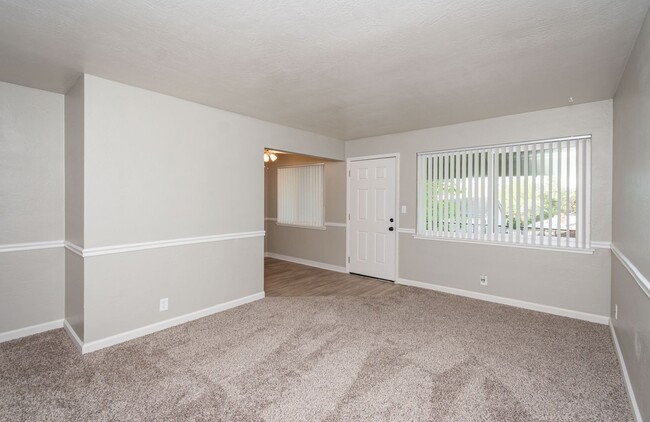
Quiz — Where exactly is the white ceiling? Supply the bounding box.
[1,1,648,140]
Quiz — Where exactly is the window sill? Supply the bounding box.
[412,234,595,254]
[276,222,326,231]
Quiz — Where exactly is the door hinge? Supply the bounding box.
[347,257,350,263]
[348,213,350,220]
[348,170,351,177]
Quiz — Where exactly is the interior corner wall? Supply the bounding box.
[264,154,346,268]
[0,81,65,334]
[78,74,344,343]
[346,100,613,318]
[611,5,650,420]
[64,75,85,340]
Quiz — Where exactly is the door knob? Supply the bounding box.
[389,218,394,222]
[389,227,394,231]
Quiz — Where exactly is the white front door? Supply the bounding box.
[349,157,397,281]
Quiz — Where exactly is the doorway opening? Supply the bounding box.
[263,149,347,290]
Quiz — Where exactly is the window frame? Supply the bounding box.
[276,163,326,230]
[414,135,593,253]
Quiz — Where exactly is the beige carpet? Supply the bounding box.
[0,287,632,421]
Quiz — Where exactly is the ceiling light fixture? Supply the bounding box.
[264,150,278,162]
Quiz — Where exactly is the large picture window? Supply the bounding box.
[416,135,591,250]
[277,164,324,228]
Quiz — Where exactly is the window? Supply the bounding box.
[416,135,591,250]
[277,164,324,228]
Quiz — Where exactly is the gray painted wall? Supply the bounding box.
[0,249,64,333]
[64,76,85,340]
[65,75,85,247]
[0,81,64,243]
[264,154,346,267]
[77,75,345,343]
[0,81,64,333]
[64,251,84,340]
[612,7,650,420]
[83,75,343,248]
[611,258,649,420]
[84,238,263,342]
[346,100,613,317]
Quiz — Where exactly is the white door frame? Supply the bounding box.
[346,153,400,281]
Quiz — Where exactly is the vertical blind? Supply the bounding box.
[416,135,591,250]
[277,164,324,228]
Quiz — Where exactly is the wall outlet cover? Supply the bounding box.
[160,298,169,312]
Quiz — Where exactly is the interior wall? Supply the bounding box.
[611,6,650,420]
[78,75,344,343]
[0,81,65,334]
[65,75,85,248]
[64,75,85,340]
[264,154,346,268]
[346,100,613,318]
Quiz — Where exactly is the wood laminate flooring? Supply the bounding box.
[264,257,401,297]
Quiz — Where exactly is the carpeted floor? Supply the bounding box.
[0,287,633,421]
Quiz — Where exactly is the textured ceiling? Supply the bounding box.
[0,0,648,140]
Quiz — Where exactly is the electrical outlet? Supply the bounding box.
[480,275,488,286]
[160,298,169,312]
[614,304,618,320]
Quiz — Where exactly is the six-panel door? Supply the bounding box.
[349,157,397,281]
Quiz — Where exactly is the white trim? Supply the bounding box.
[397,228,416,234]
[346,153,400,281]
[64,241,84,256]
[346,160,350,274]
[266,217,346,229]
[347,153,402,162]
[612,244,650,299]
[400,231,609,249]
[64,231,265,258]
[591,241,612,249]
[63,320,83,352]
[609,322,642,422]
[276,222,326,230]
[0,240,64,253]
[265,252,347,273]
[396,277,609,325]
[277,162,327,169]
[412,235,596,254]
[68,292,264,354]
[417,134,592,156]
[0,319,64,343]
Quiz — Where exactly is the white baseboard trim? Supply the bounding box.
[396,277,609,325]
[264,252,347,273]
[71,292,265,354]
[63,320,83,352]
[609,322,642,422]
[0,319,64,343]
